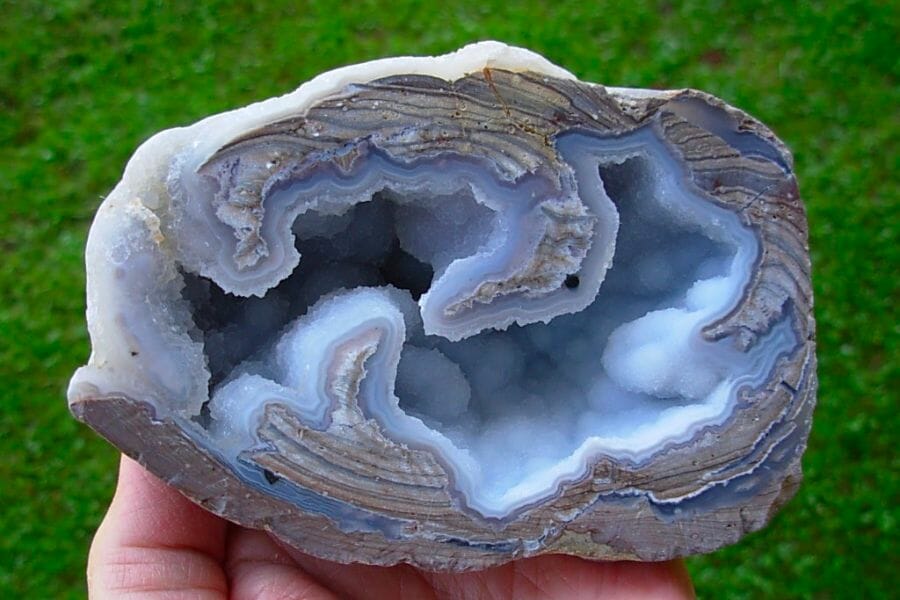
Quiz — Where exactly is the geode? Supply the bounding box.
[68,42,816,569]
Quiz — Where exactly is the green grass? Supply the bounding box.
[1,1,896,597]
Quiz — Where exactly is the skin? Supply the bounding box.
[87,456,695,599]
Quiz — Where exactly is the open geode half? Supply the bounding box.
[68,42,816,569]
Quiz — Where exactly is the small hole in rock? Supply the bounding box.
[263,469,280,485]
[564,274,580,289]
[379,240,434,301]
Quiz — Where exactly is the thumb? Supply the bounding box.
[87,455,228,599]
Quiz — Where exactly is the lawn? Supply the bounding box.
[1,1,896,597]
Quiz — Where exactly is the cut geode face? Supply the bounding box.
[68,42,816,569]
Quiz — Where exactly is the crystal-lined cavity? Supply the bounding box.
[68,42,815,569]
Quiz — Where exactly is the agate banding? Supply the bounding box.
[68,41,816,569]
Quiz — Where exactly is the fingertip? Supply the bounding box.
[102,455,227,559]
[525,555,695,600]
[666,559,697,600]
[87,455,229,598]
[425,554,695,600]
[225,527,340,600]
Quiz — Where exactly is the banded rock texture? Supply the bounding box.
[68,42,816,570]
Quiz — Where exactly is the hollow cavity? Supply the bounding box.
[189,128,795,519]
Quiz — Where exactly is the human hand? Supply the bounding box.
[87,455,694,599]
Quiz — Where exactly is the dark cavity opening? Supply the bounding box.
[379,240,433,301]
[182,189,494,391]
[262,468,281,484]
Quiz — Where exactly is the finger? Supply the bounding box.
[281,542,693,600]
[274,540,439,599]
[427,555,694,600]
[225,526,341,600]
[87,455,228,599]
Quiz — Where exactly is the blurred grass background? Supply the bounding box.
[1,0,897,597]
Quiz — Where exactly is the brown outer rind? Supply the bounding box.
[70,68,816,570]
